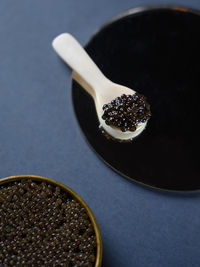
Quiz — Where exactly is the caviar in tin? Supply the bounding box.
[0,180,96,266]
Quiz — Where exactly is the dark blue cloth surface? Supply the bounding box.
[0,1,200,266]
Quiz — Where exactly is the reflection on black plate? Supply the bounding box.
[72,6,200,191]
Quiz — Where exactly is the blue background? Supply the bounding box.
[0,1,200,266]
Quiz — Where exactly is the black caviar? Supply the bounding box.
[0,180,97,267]
[102,93,151,132]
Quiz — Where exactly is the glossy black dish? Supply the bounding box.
[72,6,200,191]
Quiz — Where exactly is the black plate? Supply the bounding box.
[71,6,200,191]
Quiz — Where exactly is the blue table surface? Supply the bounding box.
[0,0,200,266]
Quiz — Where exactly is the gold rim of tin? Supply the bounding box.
[0,175,102,267]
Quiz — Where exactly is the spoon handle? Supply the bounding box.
[52,33,110,93]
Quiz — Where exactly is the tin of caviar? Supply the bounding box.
[0,175,102,267]
[72,6,200,191]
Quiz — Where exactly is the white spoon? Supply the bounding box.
[52,33,147,141]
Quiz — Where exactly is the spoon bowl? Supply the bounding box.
[52,33,147,140]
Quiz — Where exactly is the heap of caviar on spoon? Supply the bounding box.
[52,33,151,141]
